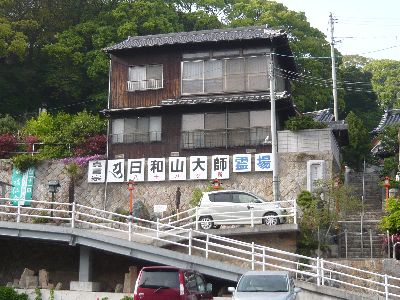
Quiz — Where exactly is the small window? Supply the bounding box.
[127,64,163,91]
[111,116,161,144]
[213,193,232,203]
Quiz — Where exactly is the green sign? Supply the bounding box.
[10,167,35,206]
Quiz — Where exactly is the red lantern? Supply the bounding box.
[384,176,390,209]
[212,178,221,190]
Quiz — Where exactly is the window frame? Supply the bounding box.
[181,48,270,95]
[111,116,162,144]
[127,64,164,92]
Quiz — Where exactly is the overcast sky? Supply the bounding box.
[275,0,400,61]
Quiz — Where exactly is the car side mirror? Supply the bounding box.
[227,287,235,293]
[255,199,262,203]
[294,287,301,293]
[206,283,212,292]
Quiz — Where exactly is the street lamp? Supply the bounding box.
[384,176,391,209]
[127,180,135,216]
[48,180,60,218]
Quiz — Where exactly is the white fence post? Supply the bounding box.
[206,234,209,259]
[293,199,297,225]
[250,208,254,228]
[321,258,325,286]
[251,242,255,270]
[385,274,389,300]
[262,247,266,271]
[387,230,391,259]
[188,229,192,256]
[316,257,321,286]
[71,202,76,228]
[195,207,199,231]
[156,218,160,239]
[128,216,132,242]
[17,201,21,223]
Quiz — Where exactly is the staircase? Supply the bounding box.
[338,167,386,258]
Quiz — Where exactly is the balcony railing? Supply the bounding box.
[111,131,162,144]
[181,126,271,149]
[127,79,163,91]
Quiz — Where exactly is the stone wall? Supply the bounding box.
[0,151,334,215]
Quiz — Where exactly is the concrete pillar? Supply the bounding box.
[79,246,92,282]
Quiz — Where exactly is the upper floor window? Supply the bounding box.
[181,110,271,149]
[181,55,270,95]
[111,116,162,144]
[127,64,163,92]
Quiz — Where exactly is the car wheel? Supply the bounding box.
[199,216,214,230]
[263,212,279,226]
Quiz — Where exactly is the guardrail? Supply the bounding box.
[159,199,296,230]
[0,198,399,299]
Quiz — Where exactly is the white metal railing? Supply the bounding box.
[0,197,399,299]
[158,199,297,231]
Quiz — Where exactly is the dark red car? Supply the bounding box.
[133,266,213,300]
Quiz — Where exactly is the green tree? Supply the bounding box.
[342,112,371,171]
[380,197,400,234]
[0,17,28,62]
[0,114,18,134]
[22,111,106,158]
[339,55,381,131]
[297,181,360,256]
[364,59,400,109]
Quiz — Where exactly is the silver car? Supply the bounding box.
[197,190,286,230]
[228,271,301,300]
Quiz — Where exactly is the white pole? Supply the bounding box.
[329,13,338,121]
[269,53,279,202]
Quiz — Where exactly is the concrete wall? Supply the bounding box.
[0,150,334,216]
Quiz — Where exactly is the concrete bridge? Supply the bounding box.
[0,200,399,299]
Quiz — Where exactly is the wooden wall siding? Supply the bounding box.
[110,51,181,109]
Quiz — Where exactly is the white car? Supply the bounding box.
[228,270,301,300]
[197,190,286,230]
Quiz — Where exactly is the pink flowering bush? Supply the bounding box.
[0,133,17,158]
[74,134,106,156]
[61,154,105,167]
[25,135,40,152]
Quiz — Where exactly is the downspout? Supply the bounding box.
[104,58,112,210]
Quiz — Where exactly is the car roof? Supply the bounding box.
[140,266,189,271]
[204,190,254,194]
[242,270,290,276]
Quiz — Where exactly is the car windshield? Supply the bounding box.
[138,269,179,289]
[237,274,288,292]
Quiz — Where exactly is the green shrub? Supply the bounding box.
[380,197,400,234]
[32,211,50,224]
[0,286,28,300]
[112,207,130,222]
[11,154,40,173]
[120,296,133,300]
[284,115,326,131]
[34,288,42,300]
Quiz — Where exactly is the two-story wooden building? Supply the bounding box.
[103,25,298,159]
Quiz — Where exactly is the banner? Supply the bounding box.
[10,167,35,206]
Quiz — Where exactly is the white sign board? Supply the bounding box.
[154,204,168,213]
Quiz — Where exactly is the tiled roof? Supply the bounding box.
[101,92,291,114]
[105,25,286,52]
[161,92,290,105]
[304,108,334,123]
[372,109,400,133]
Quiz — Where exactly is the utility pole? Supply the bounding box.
[329,12,339,121]
[269,53,279,202]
